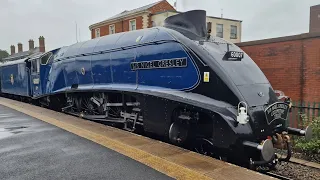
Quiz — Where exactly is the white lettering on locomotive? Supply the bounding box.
[131,58,187,70]
[229,51,244,59]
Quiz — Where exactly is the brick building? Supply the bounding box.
[236,4,320,103]
[89,0,242,42]
[237,32,320,103]
[89,0,175,39]
[3,36,46,62]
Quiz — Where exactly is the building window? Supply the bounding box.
[95,28,100,38]
[151,21,156,27]
[109,25,115,34]
[207,22,212,31]
[216,24,223,38]
[230,25,237,39]
[129,19,136,31]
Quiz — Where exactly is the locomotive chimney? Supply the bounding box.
[10,45,16,55]
[29,39,34,50]
[39,36,45,52]
[17,43,23,53]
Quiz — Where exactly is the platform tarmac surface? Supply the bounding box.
[0,97,274,180]
[0,104,172,180]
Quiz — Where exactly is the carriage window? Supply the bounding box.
[41,52,52,65]
[31,59,40,73]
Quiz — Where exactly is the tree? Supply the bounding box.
[0,49,9,62]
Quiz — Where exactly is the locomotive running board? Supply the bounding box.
[64,111,144,127]
[65,111,126,123]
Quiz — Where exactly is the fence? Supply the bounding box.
[287,101,320,128]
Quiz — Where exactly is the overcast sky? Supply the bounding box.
[0,0,319,52]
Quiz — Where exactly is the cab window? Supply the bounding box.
[41,52,52,65]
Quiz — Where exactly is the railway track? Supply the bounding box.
[288,158,320,169]
[269,154,320,180]
[264,172,294,180]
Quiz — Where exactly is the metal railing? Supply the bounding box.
[287,101,320,128]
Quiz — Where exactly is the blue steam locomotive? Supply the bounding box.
[0,10,312,170]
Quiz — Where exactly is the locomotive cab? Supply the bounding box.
[29,52,52,97]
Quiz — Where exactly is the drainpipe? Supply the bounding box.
[122,18,124,32]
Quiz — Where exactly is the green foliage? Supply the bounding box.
[0,49,9,62]
[294,115,320,154]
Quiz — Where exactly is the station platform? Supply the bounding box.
[0,104,171,180]
[0,98,273,180]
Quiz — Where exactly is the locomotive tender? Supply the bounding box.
[0,10,312,169]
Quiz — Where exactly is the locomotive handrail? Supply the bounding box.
[0,57,28,66]
[53,40,179,63]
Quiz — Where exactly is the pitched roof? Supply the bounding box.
[89,0,165,29]
[3,47,41,62]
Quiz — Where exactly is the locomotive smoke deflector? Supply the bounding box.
[164,10,207,40]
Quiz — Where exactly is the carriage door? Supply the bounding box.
[30,58,41,97]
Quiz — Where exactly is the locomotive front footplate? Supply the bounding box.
[242,102,313,170]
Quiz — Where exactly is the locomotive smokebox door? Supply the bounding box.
[264,102,289,125]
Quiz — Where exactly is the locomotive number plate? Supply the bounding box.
[264,102,289,125]
[225,51,244,60]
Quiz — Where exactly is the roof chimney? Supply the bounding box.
[18,43,23,53]
[10,45,16,55]
[28,39,34,50]
[39,36,45,52]
[310,4,320,33]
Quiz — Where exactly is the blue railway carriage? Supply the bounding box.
[0,58,31,97]
[0,10,313,171]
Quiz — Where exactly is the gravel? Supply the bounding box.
[291,151,320,164]
[272,162,320,180]
[275,148,320,164]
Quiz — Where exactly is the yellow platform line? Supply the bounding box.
[0,99,213,180]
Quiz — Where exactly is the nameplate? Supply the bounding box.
[131,58,187,70]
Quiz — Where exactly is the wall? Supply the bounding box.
[90,0,175,39]
[302,37,320,102]
[151,11,178,27]
[236,32,320,102]
[91,15,144,39]
[206,17,242,43]
[148,0,175,14]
